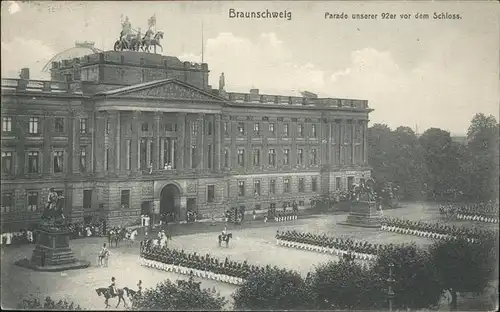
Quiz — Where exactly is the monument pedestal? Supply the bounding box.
[15,228,90,272]
[338,200,382,228]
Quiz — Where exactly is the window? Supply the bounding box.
[269,179,276,194]
[1,193,13,213]
[223,121,228,135]
[83,190,92,209]
[311,124,317,138]
[1,151,13,174]
[312,177,318,192]
[191,123,198,136]
[253,123,260,135]
[55,117,64,133]
[336,177,342,190]
[268,149,276,166]
[126,139,132,170]
[237,149,245,166]
[224,149,229,167]
[29,117,39,134]
[297,149,303,165]
[283,149,290,165]
[79,148,86,172]
[105,118,110,134]
[165,123,177,132]
[238,122,245,135]
[283,124,289,136]
[269,123,275,133]
[28,151,39,173]
[27,191,38,212]
[120,190,130,209]
[191,145,197,168]
[252,149,260,166]
[238,181,245,196]
[79,118,87,134]
[207,144,212,169]
[254,180,261,195]
[207,121,212,135]
[53,151,64,173]
[207,185,215,203]
[298,124,304,137]
[2,117,12,132]
[141,122,149,132]
[298,178,305,192]
[311,148,317,165]
[283,178,290,193]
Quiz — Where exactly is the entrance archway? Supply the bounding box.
[160,184,181,222]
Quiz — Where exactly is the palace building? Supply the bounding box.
[1,47,372,230]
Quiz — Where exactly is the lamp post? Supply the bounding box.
[387,263,395,312]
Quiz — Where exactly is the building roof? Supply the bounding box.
[42,42,103,72]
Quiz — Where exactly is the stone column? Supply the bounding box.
[170,139,175,168]
[327,120,333,167]
[246,118,252,171]
[176,113,185,170]
[160,139,165,168]
[184,114,191,169]
[146,138,152,166]
[339,119,345,165]
[94,114,106,174]
[196,113,205,170]
[72,111,80,173]
[154,112,161,170]
[43,113,53,174]
[179,196,187,222]
[351,119,356,165]
[131,111,140,173]
[214,114,222,171]
[363,120,368,164]
[230,119,237,167]
[115,111,121,171]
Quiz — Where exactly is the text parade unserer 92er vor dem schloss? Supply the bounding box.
[325,12,462,20]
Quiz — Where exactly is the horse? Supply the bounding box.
[109,228,127,248]
[143,31,164,54]
[95,287,128,308]
[218,233,232,247]
[125,229,138,248]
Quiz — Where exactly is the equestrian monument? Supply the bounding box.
[338,178,382,228]
[15,189,90,272]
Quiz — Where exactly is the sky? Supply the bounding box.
[1,1,499,136]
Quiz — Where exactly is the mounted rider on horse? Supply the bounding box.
[41,188,66,227]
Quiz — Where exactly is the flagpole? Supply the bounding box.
[201,20,204,63]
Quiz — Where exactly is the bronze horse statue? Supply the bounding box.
[41,195,66,225]
[218,233,232,247]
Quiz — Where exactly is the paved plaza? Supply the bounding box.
[1,202,497,310]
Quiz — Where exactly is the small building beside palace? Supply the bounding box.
[1,46,372,230]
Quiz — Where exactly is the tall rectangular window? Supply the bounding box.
[1,193,13,213]
[105,118,110,134]
[207,185,215,203]
[283,149,290,165]
[79,118,87,134]
[311,124,317,138]
[298,124,304,137]
[269,179,276,194]
[254,180,261,195]
[283,178,290,193]
[191,145,197,169]
[141,122,149,132]
[268,149,276,166]
[53,151,64,173]
[238,122,245,135]
[223,121,229,135]
[191,123,198,136]
[207,121,212,135]
[140,140,147,170]
[126,139,132,170]
[269,123,275,134]
[80,148,86,172]
[28,151,39,173]
[297,149,303,165]
[298,178,305,192]
[224,149,229,168]
[283,124,289,136]
[237,149,245,166]
[83,190,92,209]
[2,117,12,132]
[29,117,39,134]
[311,148,317,165]
[121,190,130,208]
[54,117,64,133]
[238,181,245,196]
[27,191,39,212]
[207,144,212,169]
[1,151,13,174]
[253,123,260,135]
[312,177,318,192]
[252,149,260,166]
[336,177,342,190]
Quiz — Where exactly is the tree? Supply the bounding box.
[308,258,386,310]
[130,276,228,311]
[372,243,444,310]
[429,237,499,310]
[367,124,394,184]
[18,296,84,310]
[232,268,312,310]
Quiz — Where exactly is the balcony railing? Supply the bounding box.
[1,78,69,93]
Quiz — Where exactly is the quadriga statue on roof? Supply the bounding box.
[114,15,164,54]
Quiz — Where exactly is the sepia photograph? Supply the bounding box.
[1,0,499,310]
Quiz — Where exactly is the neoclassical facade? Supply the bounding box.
[1,50,372,230]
